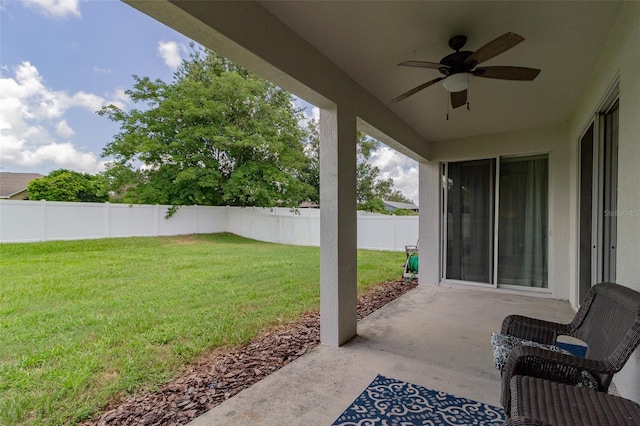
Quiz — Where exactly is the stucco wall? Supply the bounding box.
[566,2,640,403]
[425,2,640,397]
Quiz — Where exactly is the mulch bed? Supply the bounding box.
[83,278,417,426]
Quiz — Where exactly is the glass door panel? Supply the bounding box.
[497,156,548,287]
[446,159,494,283]
[579,124,595,300]
[601,101,619,283]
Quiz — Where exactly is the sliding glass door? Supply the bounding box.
[446,160,495,283]
[443,155,549,289]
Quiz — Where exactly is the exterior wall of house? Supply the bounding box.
[423,2,640,403]
[418,161,441,286]
[421,2,640,401]
[424,124,571,300]
[9,190,29,200]
[566,1,640,403]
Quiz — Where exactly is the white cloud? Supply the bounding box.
[0,61,128,173]
[55,120,74,137]
[305,105,320,122]
[23,0,81,19]
[110,88,129,106]
[158,41,184,70]
[0,138,106,173]
[92,66,113,75]
[369,146,419,204]
[292,97,319,130]
[300,101,320,121]
[69,91,112,112]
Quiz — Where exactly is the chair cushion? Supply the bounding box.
[490,333,598,389]
[491,333,569,370]
[555,341,588,358]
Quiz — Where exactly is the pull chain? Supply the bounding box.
[446,92,450,121]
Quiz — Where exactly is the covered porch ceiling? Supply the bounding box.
[126,0,623,150]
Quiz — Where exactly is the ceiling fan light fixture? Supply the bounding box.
[442,73,472,92]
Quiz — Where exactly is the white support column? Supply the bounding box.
[319,105,358,346]
[419,161,441,285]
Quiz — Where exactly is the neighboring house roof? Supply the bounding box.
[0,172,44,199]
[299,201,319,208]
[382,200,419,211]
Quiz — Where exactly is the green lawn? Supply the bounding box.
[0,233,404,425]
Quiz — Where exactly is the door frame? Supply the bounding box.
[440,154,550,292]
[576,78,619,303]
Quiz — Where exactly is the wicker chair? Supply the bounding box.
[504,375,640,425]
[500,282,640,415]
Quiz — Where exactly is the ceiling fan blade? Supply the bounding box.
[398,60,449,70]
[391,77,444,103]
[464,32,524,67]
[474,66,541,81]
[450,90,467,109]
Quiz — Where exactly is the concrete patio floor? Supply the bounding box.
[189,284,576,425]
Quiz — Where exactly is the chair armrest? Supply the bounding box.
[501,315,571,345]
[501,346,610,414]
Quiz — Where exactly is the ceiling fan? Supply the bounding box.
[391,32,541,109]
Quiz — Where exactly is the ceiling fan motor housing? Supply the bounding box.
[439,51,474,76]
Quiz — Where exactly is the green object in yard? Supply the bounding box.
[407,254,419,273]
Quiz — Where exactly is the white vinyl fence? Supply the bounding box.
[0,200,418,251]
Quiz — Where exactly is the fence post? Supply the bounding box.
[105,202,111,238]
[40,200,47,241]
[251,207,255,240]
[392,214,397,251]
[194,204,198,234]
[155,205,160,236]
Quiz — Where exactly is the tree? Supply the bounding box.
[302,120,413,211]
[385,191,414,203]
[99,46,312,213]
[27,169,108,202]
[299,119,320,204]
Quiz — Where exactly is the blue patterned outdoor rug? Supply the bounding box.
[332,374,505,425]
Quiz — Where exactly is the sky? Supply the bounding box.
[0,0,419,203]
